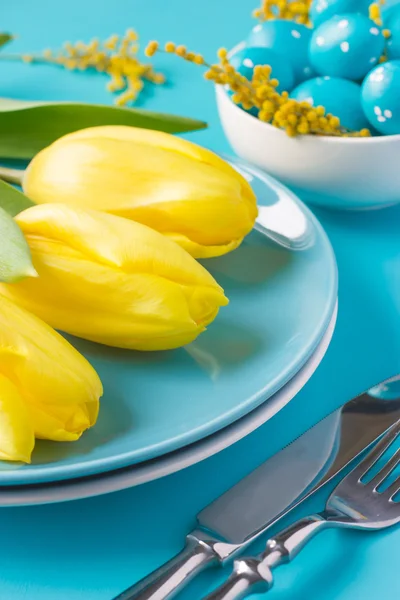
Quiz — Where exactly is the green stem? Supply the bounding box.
[0,53,21,60]
[0,53,58,66]
[0,167,25,185]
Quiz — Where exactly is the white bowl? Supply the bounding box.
[216,85,400,210]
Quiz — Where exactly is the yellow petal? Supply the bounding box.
[0,293,103,420]
[23,126,258,257]
[1,204,228,350]
[29,401,96,442]
[51,125,256,209]
[16,203,224,288]
[167,232,244,259]
[0,374,34,463]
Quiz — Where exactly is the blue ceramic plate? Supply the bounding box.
[0,158,337,485]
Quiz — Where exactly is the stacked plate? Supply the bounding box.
[0,159,338,506]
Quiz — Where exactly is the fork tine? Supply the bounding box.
[369,448,400,490]
[350,421,400,481]
[385,475,400,500]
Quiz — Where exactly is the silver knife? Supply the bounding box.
[113,375,400,600]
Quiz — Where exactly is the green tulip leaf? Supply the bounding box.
[0,184,36,282]
[0,179,34,217]
[0,98,207,159]
[0,34,13,50]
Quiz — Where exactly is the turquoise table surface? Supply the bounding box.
[1,0,400,598]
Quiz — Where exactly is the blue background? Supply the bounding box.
[1,0,400,597]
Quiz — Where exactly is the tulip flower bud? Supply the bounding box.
[23,126,258,258]
[0,294,102,463]
[0,204,228,351]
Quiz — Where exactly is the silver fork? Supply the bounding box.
[204,420,400,600]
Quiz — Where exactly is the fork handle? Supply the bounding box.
[204,515,329,600]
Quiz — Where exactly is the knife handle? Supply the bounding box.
[113,534,220,600]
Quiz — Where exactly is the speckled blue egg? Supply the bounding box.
[310,0,371,27]
[362,60,400,135]
[247,20,315,84]
[309,14,385,81]
[230,46,295,92]
[383,2,400,23]
[386,11,400,60]
[290,76,370,130]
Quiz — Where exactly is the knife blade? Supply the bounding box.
[113,375,400,600]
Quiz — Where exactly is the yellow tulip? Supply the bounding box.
[23,126,258,258]
[0,294,102,463]
[0,204,228,351]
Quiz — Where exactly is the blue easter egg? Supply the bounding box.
[247,20,314,84]
[386,11,400,59]
[362,60,400,135]
[309,13,385,81]
[310,0,370,27]
[290,76,370,130]
[383,2,400,24]
[230,46,295,92]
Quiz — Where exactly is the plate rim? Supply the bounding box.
[0,303,337,504]
[0,159,338,485]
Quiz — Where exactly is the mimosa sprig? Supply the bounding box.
[0,30,165,106]
[145,41,370,137]
[252,0,312,24]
